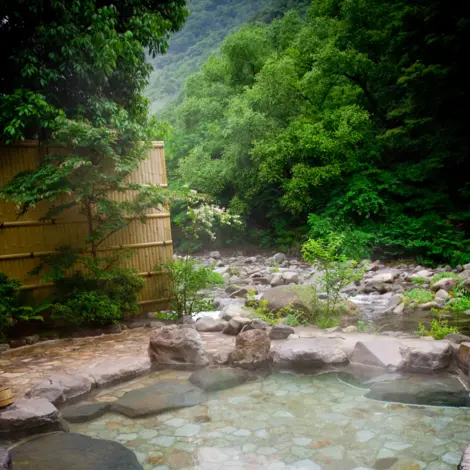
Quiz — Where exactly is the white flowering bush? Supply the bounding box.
[188,203,242,240]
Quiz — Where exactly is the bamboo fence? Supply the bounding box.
[0,140,173,313]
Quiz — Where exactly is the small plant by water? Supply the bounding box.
[417,311,459,339]
[411,277,427,285]
[432,272,461,283]
[404,288,434,305]
[158,258,224,318]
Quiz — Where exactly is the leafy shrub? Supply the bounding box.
[0,273,20,341]
[54,268,145,315]
[417,313,459,339]
[432,272,461,283]
[301,235,364,316]
[153,311,179,321]
[52,290,121,327]
[404,288,434,305]
[449,297,470,312]
[1,273,46,341]
[411,277,427,285]
[159,258,224,318]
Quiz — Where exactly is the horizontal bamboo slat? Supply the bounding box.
[0,141,172,313]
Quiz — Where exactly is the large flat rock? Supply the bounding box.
[349,337,453,372]
[0,398,61,436]
[189,368,252,391]
[25,374,93,405]
[10,432,142,470]
[112,382,207,418]
[271,338,349,372]
[82,357,151,387]
[61,403,111,423]
[0,448,10,470]
[400,338,453,372]
[366,375,470,407]
[350,339,406,371]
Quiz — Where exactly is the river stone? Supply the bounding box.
[230,329,271,370]
[282,271,300,284]
[446,333,470,344]
[350,339,406,372]
[0,448,11,470]
[366,375,470,407]
[209,251,221,259]
[25,374,93,405]
[83,356,151,386]
[261,285,306,312]
[269,253,287,265]
[431,277,461,292]
[270,274,284,287]
[220,304,246,321]
[112,382,207,418]
[61,403,111,423]
[189,368,252,391]
[271,338,349,372]
[269,323,295,340]
[148,325,208,368]
[223,316,252,335]
[457,342,470,372]
[400,339,453,372]
[366,271,397,284]
[459,445,470,470]
[0,398,61,436]
[195,317,227,332]
[10,432,142,470]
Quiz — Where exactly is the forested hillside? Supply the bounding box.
[145,0,270,113]
[165,0,470,265]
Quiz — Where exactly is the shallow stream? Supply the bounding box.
[71,370,470,470]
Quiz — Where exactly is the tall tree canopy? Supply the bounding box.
[166,0,470,264]
[0,0,187,141]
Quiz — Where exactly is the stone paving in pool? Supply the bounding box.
[70,370,470,470]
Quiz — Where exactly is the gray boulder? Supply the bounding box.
[350,339,406,372]
[230,329,271,370]
[0,448,11,470]
[400,339,453,372]
[270,253,287,265]
[61,403,111,424]
[112,382,207,418]
[148,326,208,368]
[431,277,460,292]
[195,316,227,332]
[189,368,252,391]
[445,333,470,344]
[209,251,221,259]
[0,398,61,436]
[269,274,284,287]
[223,316,252,335]
[25,374,93,405]
[459,445,470,470]
[281,271,300,284]
[457,342,470,372]
[269,323,295,340]
[10,432,143,470]
[366,375,470,407]
[261,285,305,312]
[271,338,349,372]
[220,304,247,321]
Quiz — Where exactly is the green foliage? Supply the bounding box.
[0,273,46,341]
[404,288,434,305]
[154,311,180,321]
[52,291,121,327]
[54,268,145,316]
[302,235,364,316]
[159,258,224,318]
[449,297,470,313]
[431,272,461,284]
[411,277,427,286]
[163,0,470,264]
[417,313,459,340]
